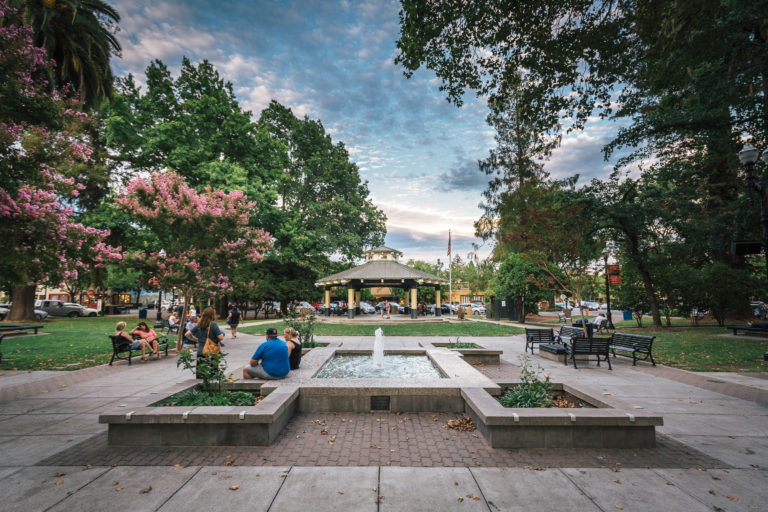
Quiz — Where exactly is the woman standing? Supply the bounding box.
[184,307,225,378]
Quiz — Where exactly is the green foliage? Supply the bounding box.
[614,265,650,328]
[176,349,228,395]
[490,253,550,322]
[158,389,256,407]
[9,0,122,109]
[498,356,553,408]
[283,306,316,346]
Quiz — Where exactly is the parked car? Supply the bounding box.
[751,301,768,320]
[359,301,376,314]
[35,300,98,317]
[0,303,50,320]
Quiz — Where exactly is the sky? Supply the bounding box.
[113,0,624,264]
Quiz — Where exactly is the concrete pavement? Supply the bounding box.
[1,329,766,511]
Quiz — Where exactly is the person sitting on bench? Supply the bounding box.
[131,321,160,359]
[115,321,152,361]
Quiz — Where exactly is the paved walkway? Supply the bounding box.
[1,330,766,511]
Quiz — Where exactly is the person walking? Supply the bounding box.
[226,304,241,339]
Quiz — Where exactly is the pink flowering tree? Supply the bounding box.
[115,171,273,338]
[0,2,121,321]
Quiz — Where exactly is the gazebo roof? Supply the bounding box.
[315,256,447,287]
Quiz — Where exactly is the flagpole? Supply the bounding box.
[448,229,452,315]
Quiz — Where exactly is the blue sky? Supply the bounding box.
[114,0,623,263]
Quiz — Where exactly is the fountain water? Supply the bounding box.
[372,327,384,366]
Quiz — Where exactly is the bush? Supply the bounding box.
[284,306,316,345]
[498,356,553,408]
[176,349,228,394]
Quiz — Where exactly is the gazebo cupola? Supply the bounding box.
[315,246,448,319]
[364,246,403,262]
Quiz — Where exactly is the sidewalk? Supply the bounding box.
[1,332,766,511]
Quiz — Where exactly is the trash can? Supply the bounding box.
[138,307,147,319]
[622,310,632,321]
[573,322,593,338]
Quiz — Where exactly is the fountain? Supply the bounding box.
[372,327,384,366]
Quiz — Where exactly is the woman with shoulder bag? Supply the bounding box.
[184,307,225,378]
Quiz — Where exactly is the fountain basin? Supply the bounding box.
[315,353,445,379]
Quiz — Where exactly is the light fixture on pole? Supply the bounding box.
[738,143,768,285]
[602,243,615,330]
[155,249,166,326]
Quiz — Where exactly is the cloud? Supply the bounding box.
[436,156,488,192]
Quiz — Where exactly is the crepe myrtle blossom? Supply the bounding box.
[116,171,272,296]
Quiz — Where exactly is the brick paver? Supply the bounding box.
[38,411,726,469]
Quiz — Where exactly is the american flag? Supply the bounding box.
[447,230,451,257]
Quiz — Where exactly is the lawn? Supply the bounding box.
[2,316,766,372]
[0,315,177,371]
[240,320,525,338]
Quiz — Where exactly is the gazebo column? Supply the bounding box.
[435,287,442,317]
[355,290,361,314]
[410,287,418,319]
[403,286,410,313]
[324,288,331,317]
[347,287,355,319]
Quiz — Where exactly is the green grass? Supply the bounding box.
[2,316,766,372]
[0,315,177,371]
[240,320,525,337]
[647,327,768,372]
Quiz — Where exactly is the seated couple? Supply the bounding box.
[113,321,161,360]
[242,327,302,380]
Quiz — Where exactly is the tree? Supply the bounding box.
[490,253,551,323]
[0,5,120,321]
[8,0,121,109]
[115,171,273,336]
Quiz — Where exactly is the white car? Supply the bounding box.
[0,304,49,321]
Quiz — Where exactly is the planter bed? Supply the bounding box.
[431,342,502,364]
[463,383,663,449]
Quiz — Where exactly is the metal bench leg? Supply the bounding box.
[606,353,612,370]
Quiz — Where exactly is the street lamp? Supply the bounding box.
[155,249,166,327]
[738,143,768,285]
[602,243,615,330]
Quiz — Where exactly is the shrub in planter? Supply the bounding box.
[498,356,553,408]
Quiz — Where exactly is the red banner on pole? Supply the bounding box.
[607,265,621,285]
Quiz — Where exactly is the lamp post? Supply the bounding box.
[155,249,166,327]
[738,143,768,285]
[602,245,615,330]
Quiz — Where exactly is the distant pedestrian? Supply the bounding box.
[227,305,241,339]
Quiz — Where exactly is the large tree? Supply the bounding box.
[0,4,120,321]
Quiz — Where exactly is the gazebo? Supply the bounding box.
[315,246,448,319]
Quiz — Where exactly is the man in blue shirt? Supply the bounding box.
[242,327,290,380]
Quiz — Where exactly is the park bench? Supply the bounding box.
[525,328,555,354]
[726,324,768,337]
[557,325,587,344]
[609,332,656,366]
[109,334,171,366]
[564,336,612,369]
[0,324,43,335]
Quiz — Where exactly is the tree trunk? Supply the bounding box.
[636,263,662,327]
[7,285,37,322]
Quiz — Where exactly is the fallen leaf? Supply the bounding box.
[725,495,741,503]
[708,490,716,495]
[54,480,63,486]
[115,486,123,492]
[338,491,344,495]
[457,497,464,502]
[665,481,674,486]
[173,464,180,469]
[141,486,152,494]
[614,505,623,510]
[454,481,459,486]
[229,485,239,491]
[612,479,621,484]
[55,472,67,477]
[711,474,721,480]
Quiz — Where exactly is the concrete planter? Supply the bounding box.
[431,342,501,364]
[463,383,663,449]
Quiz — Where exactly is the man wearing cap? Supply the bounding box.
[242,327,290,380]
